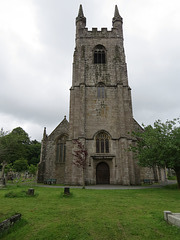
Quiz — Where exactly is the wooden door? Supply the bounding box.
[96,162,110,184]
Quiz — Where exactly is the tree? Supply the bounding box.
[0,127,30,186]
[9,127,30,163]
[13,158,28,172]
[27,140,41,166]
[0,127,41,186]
[0,127,30,165]
[73,139,88,189]
[5,163,14,174]
[28,164,37,176]
[0,128,10,186]
[130,118,180,189]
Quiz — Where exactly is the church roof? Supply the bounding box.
[47,116,69,140]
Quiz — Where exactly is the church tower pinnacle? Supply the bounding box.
[76,4,86,30]
[112,5,123,28]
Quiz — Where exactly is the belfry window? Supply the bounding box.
[56,135,67,162]
[94,45,106,64]
[96,132,110,153]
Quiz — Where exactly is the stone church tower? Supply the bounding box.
[37,5,163,185]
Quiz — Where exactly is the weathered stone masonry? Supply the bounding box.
[37,5,165,185]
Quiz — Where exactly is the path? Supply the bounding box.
[34,180,177,190]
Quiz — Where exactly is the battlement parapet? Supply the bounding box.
[77,27,122,39]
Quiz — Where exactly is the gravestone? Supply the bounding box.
[64,187,70,195]
[0,177,5,188]
[27,188,34,196]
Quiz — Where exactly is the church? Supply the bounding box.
[37,5,165,185]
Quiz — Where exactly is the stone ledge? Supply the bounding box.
[91,154,115,160]
[164,211,180,228]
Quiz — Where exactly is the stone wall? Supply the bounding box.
[0,213,21,232]
[37,117,69,183]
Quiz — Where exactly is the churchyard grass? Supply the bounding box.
[0,184,180,240]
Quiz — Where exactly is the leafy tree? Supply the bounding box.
[130,118,180,189]
[73,139,88,189]
[8,127,30,163]
[5,163,15,174]
[13,158,28,172]
[0,128,11,186]
[28,164,37,176]
[27,140,41,166]
[0,127,30,166]
[0,127,30,185]
[11,127,30,143]
[0,126,41,186]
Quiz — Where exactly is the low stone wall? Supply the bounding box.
[0,213,21,232]
[164,211,180,228]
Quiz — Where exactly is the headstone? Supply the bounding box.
[64,187,70,195]
[27,188,34,196]
[0,177,5,188]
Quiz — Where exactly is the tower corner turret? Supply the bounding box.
[76,5,86,31]
[112,5,123,29]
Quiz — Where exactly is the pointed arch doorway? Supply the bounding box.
[96,162,110,184]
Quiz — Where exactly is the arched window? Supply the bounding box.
[94,45,106,64]
[56,135,67,162]
[96,132,110,153]
[97,84,105,98]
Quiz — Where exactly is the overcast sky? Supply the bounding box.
[0,0,180,141]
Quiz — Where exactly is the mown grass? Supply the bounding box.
[0,184,180,240]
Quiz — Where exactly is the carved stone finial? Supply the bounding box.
[76,4,86,26]
[78,4,84,18]
[43,127,47,139]
[112,5,122,25]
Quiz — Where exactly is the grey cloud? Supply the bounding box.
[0,0,180,140]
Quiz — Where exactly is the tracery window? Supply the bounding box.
[56,135,67,162]
[96,132,110,153]
[94,45,106,64]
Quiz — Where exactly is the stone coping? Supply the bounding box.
[164,211,180,228]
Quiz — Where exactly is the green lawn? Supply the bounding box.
[0,184,180,240]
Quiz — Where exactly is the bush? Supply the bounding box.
[168,175,177,180]
[4,190,38,198]
[28,164,37,175]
